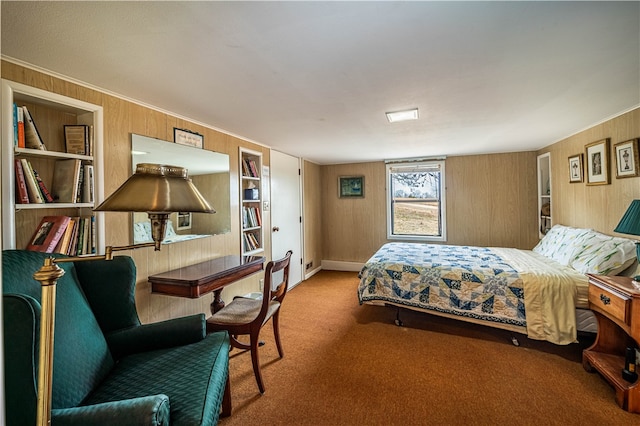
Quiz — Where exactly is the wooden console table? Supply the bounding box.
[149,255,265,314]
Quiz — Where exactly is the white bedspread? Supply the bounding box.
[492,247,588,344]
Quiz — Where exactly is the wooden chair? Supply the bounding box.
[206,250,293,394]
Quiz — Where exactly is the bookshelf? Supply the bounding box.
[240,148,264,256]
[537,152,551,238]
[1,79,105,253]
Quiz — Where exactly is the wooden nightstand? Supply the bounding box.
[583,274,640,413]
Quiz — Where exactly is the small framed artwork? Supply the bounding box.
[568,154,583,183]
[177,212,192,230]
[614,138,639,178]
[339,176,364,198]
[174,128,204,149]
[585,138,610,186]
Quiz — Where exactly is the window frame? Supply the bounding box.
[385,160,447,242]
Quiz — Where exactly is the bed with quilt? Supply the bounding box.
[357,225,637,345]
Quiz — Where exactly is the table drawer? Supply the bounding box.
[589,284,630,325]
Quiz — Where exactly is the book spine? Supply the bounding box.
[32,169,55,203]
[13,103,17,146]
[20,159,44,203]
[16,105,25,148]
[82,164,94,203]
[14,159,30,203]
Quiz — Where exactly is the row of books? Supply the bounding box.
[242,206,262,228]
[241,158,260,178]
[15,158,94,204]
[13,103,94,155]
[26,215,96,255]
[242,231,261,252]
[13,104,46,150]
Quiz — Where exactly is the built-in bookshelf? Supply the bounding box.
[537,152,551,238]
[1,79,105,253]
[240,148,264,256]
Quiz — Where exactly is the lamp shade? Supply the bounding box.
[95,163,216,213]
[614,200,640,236]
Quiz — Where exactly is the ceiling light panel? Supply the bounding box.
[386,108,419,123]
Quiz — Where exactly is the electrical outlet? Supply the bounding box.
[305,261,313,270]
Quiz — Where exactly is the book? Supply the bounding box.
[26,216,70,253]
[55,217,76,254]
[20,159,44,204]
[51,159,81,203]
[75,165,84,203]
[82,164,94,203]
[16,105,25,148]
[14,159,29,204]
[22,106,46,150]
[32,168,54,203]
[64,124,89,155]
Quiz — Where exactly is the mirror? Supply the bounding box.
[131,134,231,244]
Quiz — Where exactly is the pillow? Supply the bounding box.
[165,220,177,237]
[568,231,637,275]
[533,224,592,266]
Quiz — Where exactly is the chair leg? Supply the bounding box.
[273,312,284,358]
[250,330,265,394]
[221,372,232,417]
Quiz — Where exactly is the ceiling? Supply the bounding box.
[1,1,639,165]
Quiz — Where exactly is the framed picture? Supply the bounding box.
[176,212,192,230]
[174,128,204,149]
[338,176,364,198]
[585,138,610,186]
[568,154,584,183]
[614,138,639,178]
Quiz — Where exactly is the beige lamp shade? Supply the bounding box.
[95,163,216,213]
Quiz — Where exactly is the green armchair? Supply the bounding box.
[3,249,230,426]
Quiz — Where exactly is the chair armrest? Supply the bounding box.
[51,394,170,426]
[106,313,206,359]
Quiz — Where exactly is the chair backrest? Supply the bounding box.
[2,250,117,411]
[258,250,293,319]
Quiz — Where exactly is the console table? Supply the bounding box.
[149,255,265,314]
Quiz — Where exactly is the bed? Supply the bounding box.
[133,220,210,244]
[357,225,638,345]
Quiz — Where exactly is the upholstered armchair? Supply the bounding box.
[3,249,230,426]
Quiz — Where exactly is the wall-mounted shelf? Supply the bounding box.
[239,148,264,256]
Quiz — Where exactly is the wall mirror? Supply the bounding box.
[131,134,231,244]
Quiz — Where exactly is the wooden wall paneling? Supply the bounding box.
[540,108,640,237]
[303,160,322,274]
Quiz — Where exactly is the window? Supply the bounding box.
[386,160,446,241]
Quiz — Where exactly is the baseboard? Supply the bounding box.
[320,260,364,272]
[304,265,323,280]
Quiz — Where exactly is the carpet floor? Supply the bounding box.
[218,270,638,425]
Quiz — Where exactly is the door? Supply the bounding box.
[270,150,303,287]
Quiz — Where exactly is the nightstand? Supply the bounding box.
[583,274,640,413]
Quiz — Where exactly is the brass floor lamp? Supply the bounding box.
[33,163,216,426]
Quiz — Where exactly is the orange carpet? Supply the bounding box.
[219,270,637,425]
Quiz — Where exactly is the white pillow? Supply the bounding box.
[533,224,592,266]
[568,231,637,275]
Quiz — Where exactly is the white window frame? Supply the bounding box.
[386,160,446,242]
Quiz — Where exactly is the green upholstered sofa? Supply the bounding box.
[2,249,230,426]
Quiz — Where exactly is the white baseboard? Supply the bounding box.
[320,260,364,272]
[304,265,323,280]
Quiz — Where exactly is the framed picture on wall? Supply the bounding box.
[338,176,364,198]
[585,138,610,185]
[177,212,192,230]
[614,138,639,178]
[568,154,583,183]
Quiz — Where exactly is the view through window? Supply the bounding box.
[386,160,446,241]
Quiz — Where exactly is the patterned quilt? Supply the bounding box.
[358,242,526,328]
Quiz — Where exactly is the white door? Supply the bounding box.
[270,150,303,287]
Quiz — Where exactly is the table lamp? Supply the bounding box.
[34,163,216,426]
[614,199,640,284]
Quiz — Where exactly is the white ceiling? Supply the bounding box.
[1,1,639,165]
